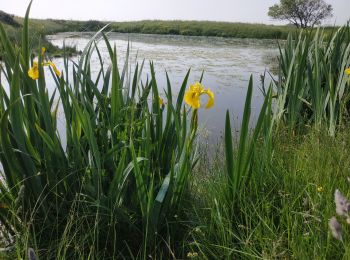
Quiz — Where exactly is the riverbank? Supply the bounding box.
[0,12,78,57]
[4,10,339,40]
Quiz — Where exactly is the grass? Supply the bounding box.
[271,25,350,135]
[1,3,350,260]
[188,125,350,259]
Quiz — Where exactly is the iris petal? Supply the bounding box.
[184,82,214,109]
[202,88,214,109]
[28,62,39,80]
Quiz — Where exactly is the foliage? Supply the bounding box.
[270,25,350,135]
[268,0,333,28]
[15,15,301,40]
[0,10,20,28]
[0,18,77,58]
[0,3,198,258]
[225,76,272,206]
[189,126,350,259]
[1,2,350,260]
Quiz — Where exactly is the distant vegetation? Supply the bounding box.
[268,0,333,28]
[0,10,20,27]
[0,8,341,46]
[110,20,296,39]
[0,11,78,57]
[21,17,341,40]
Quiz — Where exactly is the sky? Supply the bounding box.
[1,0,349,25]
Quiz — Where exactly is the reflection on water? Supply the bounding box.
[46,32,278,144]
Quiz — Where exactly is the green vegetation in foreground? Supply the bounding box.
[1,2,350,259]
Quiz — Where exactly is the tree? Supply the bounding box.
[268,0,333,28]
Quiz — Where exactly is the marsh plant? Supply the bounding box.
[271,25,350,135]
[0,2,215,258]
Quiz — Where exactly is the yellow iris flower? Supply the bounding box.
[46,61,61,77]
[28,48,61,80]
[346,68,350,75]
[159,97,165,106]
[28,61,61,80]
[184,82,214,109]
[28,61,39,80]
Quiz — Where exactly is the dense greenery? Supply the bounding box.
[1,3,350,260]
[3,9,340,41]
[109,20,294,39]
[272,26,350,134]
[189,125,350,259]
[0,11,77,58]
[0,10,20,27]
[28,19,339,40]
[0,3,200,259]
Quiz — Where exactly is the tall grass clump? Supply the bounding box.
[182,77,273,259]
[0,3,199,259]
[272,24,350,135]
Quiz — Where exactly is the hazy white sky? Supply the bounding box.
[1,0,349,25]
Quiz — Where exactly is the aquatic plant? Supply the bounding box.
[271,25,350,135]
[0,2,204,258]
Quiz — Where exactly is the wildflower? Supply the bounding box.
[159,96,165,106]
[334,189,350,217]
[187,252,199,258]
[345,68,350,75]
[28,47,61,80]
[28,61,39,80]
[184,82,214,109]
[317,186,323,193]
[329,217,342,241]
[28,61,61,79]
[46,61,61,77]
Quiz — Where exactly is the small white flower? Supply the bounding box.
[334,189,350,217]
[329,217,342,241]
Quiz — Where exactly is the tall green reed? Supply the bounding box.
[0,2,197,258]
[187,77,273,259]
[272,24,350,135]
[225,76,272,206]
